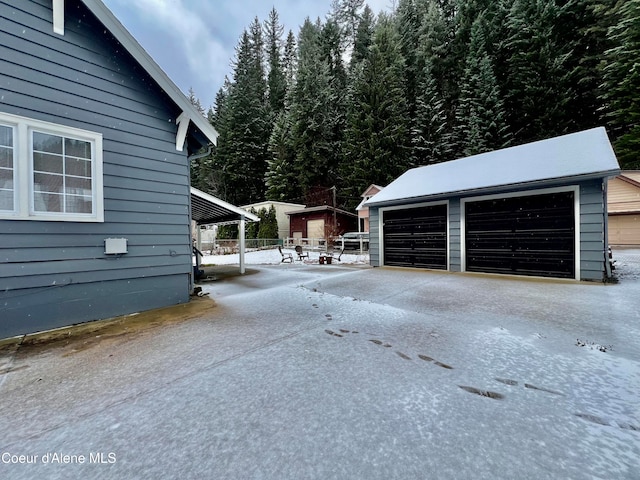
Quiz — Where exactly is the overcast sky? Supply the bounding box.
[102,0,392,110]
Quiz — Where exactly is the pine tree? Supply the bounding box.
[264,8,287,116]
[289,19,338,200]
[216,23,271,205]
[330,0,365,49]
[454,14,511,156]
[246,208,259,238]
[265,108,299,201]
[258,205,279,238]
[412,59,453,164]
[282,30,297,88]
[554,0,610,134]
[601,0,640,168]
[503,0,572,143]
[350,5,376,67]
[343,14,411,208]
[187,87,205,116]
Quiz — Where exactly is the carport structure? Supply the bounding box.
[191,187,259,275]
[365,128,621,281]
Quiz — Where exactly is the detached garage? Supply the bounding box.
[365,128,621,281]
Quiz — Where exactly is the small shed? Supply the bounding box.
[287,206,358,243]
[607,172,640,246]
[365,128,621,281]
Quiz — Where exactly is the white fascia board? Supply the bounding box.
[81,0,219,146]
[53,0,65,35]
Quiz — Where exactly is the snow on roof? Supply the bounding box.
[367,127,621,207]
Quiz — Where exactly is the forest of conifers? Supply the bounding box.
[189,0,639,211]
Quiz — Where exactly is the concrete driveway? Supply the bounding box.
[1,259,639,479]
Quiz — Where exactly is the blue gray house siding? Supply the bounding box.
[580,179,608,281]
[0,0,193,337]
[369,180,609,282]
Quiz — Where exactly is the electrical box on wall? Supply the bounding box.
[105,238,128,255]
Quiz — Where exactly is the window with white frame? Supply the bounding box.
[0,112,103,222]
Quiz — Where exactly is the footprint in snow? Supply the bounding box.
[459,385,504,399]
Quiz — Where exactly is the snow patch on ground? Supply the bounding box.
[201,247,370,266]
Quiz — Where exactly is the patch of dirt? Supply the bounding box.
[10,297,217,357]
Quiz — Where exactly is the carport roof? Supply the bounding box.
[191,188,259,225]
[366,127,621,207]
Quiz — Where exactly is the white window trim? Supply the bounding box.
[460,185,580,281]
[377,200,450,270]
[0,112,104,222]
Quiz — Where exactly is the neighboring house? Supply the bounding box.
[355,184,384,233]
[287,206,358,242]
[365,128,620,281]
[241,201,305,239]
[0,0,245,338]
[607,171,640,246]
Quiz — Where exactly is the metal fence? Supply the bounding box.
[198,239,281,255]
[283,237,328,250]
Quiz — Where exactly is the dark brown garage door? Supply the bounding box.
[465,191,575,278]
[383,204,447,269]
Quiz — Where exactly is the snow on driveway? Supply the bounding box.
[0,249,638,479]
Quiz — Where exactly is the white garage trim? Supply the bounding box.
[460,185,580,280]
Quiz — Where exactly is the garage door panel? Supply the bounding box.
[465,192,575,278]
[383,204,447,269]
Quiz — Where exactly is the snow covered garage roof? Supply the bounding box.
[366,127,621,207]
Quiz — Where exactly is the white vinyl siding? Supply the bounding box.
[0,112,103,222]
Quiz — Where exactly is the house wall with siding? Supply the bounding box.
[0,0,192,337]
[608,175,640,213]
[368,179,608,282]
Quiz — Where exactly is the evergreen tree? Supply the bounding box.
[554,0,610,134]
[351,5,376,67]
[330,0,365,49]
[343,14,411,208]
[246,207,259,238]
[283,30,298,88]
[216,23,270,205]
[289,19,338,200]
[264,8,287,116]
[412,59,453,164]
[257,205,279,238]
[601,0,640,168]
[187,87,205,116]
[265,108,299,201]
[503,0,572,143]
[454,15,511,156]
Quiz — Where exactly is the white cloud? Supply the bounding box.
[105,0,231,106]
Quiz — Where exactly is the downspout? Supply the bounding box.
[603,180,612,280]
[188,145,213,162]
[186,145,213,293]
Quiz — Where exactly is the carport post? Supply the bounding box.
[239,215,246,275]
